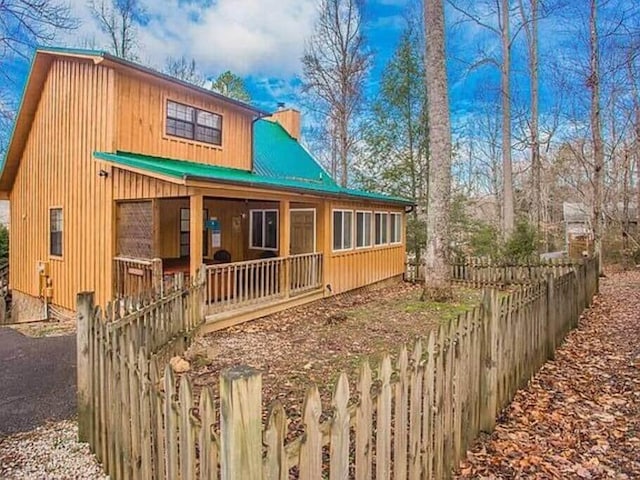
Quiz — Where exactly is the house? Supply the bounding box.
[0,47,410,326]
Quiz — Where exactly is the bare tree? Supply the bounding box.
[164,56,205,87]
[89,0,142,60]
[302,0,371,187]
[499,0,515,237]
[0,0,77,153]
[423,0,453,299]
[588,0,605,271]
[518,0,541,235]
[448,0,516,237]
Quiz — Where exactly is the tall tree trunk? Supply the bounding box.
[623,147,630,252]
[589,0,604,272]
[527,0,541,240]
[339,111,349,187]
[330,120,338,180]
[501,0,514,238]
[627,52,640,237]
[423,0,452,300]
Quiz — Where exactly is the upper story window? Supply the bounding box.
[166,100,222,146]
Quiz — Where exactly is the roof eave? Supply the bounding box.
[183,174,412,206]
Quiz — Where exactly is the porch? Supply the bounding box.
[113,194,325,320]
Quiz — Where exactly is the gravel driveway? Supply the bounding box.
[0,327,76,438]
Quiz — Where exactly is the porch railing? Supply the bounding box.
[204,253,323,313]
[113,256,163,299]
[289,252,323,295]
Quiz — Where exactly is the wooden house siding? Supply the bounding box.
[113,169,189,200]
[322,200,406,294]
[115,71,254,170]
[9,58,116,310]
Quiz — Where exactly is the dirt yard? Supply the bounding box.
[455,270,640,478]
[184,282,480,428]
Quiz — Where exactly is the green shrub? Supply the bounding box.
[503,219,538,262]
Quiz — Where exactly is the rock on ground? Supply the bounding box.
[0,420,107,479]
[456,270,640,479]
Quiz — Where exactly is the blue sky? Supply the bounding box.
[4,0,639,145]
[3,0,413,115]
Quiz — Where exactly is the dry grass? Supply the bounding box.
[183,281,481,430]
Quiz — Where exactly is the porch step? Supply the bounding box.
[201,288,325,334]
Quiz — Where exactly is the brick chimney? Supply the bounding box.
[268,106,301,141]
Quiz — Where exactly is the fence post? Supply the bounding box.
[77,291,95,443]
[546,275,555,360]
[152,258,163,296]
[480,288,499,433]
[220,365,262,480]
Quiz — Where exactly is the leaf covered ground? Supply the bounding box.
[185,281,479,432]
[456,270,640,479]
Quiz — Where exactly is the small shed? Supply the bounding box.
[563,202,593,258]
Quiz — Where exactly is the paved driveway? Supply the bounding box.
[0,327,76,437]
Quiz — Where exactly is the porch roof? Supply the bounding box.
[94,149,412,206]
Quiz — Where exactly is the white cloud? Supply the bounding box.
[65,0,319,77]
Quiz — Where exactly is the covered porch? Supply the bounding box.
[113,194,324,317]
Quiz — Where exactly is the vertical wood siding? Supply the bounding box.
[115,72,253,170]
[9,58,116,310]
[324,201,407,294]
[113,169,189,200]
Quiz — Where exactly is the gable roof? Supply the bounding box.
[1,47,411,206]
[94,119,411,205]
[0,47,268,192]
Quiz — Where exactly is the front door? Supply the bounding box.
[290,209,316,254]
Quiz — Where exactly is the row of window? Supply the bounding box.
[166,100,223,146]
[333,210,402,251]
[46,206,401,259]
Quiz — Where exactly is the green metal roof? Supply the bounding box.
[95,120,411,205]
[253,119,330,183]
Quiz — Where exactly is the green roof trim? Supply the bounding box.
[95,150,410,204]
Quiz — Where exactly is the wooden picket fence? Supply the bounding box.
[406,256,578,286]
[78,259,598,479]
[450,257,577,287]
[76,272,206,478]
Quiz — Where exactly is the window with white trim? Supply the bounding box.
[166,100,222,146]
[374,212,388,245]
[50,208,63,257]
[356,211,372,248]
[333,210,353,251]
[250,209,278,250]
[390,212,402,244]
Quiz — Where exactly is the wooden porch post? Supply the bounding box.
[321,201,333,296]
[190,194,204,281]
[279,200,290,297]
